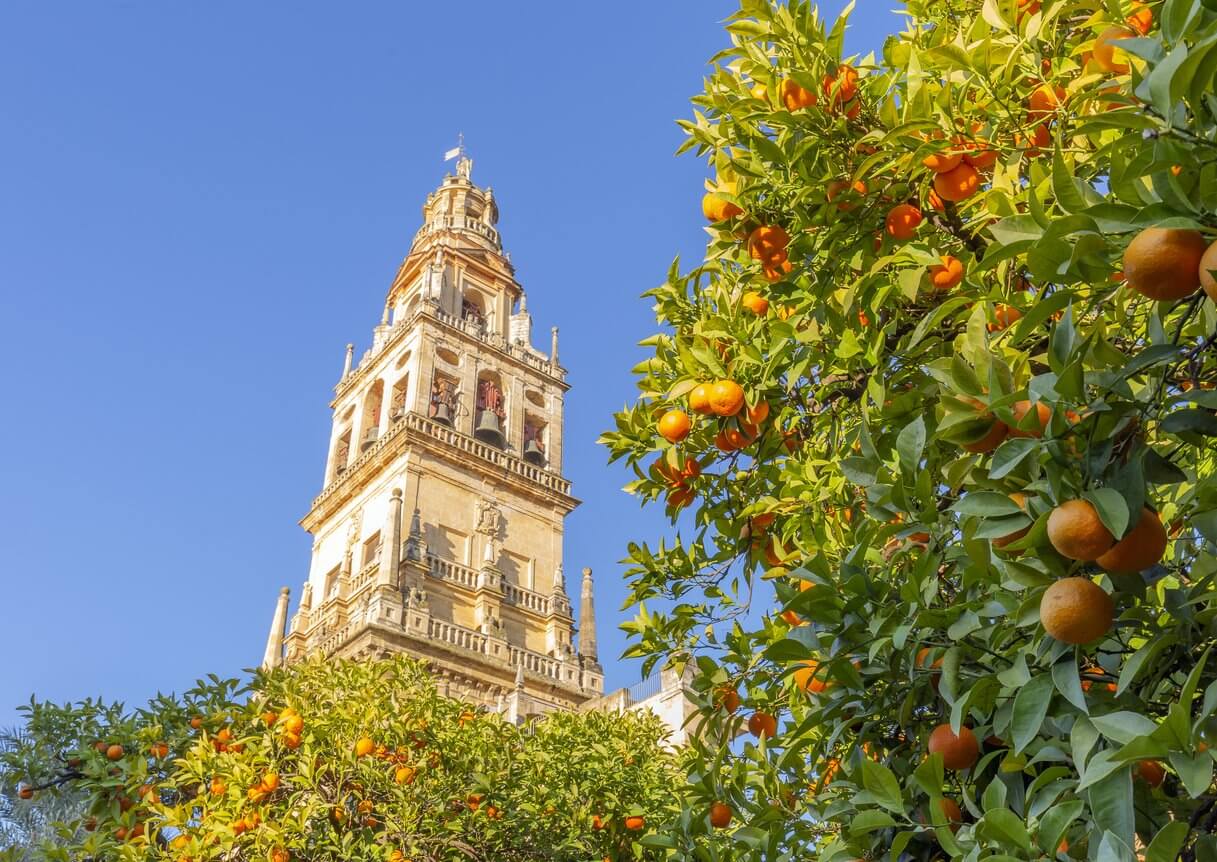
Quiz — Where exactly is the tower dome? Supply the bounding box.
[415,155,502,253]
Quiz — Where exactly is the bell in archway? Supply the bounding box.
[432,402,453,426]
[473,410,504,447]
[522,438,545,466]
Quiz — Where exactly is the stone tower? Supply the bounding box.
[277,154,604,717]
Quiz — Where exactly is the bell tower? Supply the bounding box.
[280,154,603,716]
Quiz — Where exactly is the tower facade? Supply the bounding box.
[282,156,603,716]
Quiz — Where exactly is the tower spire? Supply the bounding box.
[262,587,291,670]
[580,567,597,662]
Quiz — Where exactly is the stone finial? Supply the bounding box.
[550,327,559,365]
[579,567,597,662]
[342,343,355,379]
[261,587,291,670]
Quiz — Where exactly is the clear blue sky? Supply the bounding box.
[0,2,882,726]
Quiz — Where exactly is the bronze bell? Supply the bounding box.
[473,410,504,448]
[522,438,545,466]
[432,402,453,426]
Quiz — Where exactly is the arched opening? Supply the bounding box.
[461,290,486,330]
[389,373,409,423]
[331,428,352,480]
[360,380,384,452]
[523,414,547,466]
[474,370,507,448]
[429,372,459,426]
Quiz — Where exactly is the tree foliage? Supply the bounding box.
[603,0,1217,859]
[0,657,688,861]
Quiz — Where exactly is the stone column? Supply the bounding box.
[261,587,291,670]
[377,489,403,588]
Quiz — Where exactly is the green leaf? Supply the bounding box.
[989,438,1038,480]
[952,491,1025,517]
[1146,821,1190,862]
[897,416,927,471]
[1037,799,1084,855]
[1012,674,1055,754]
[1161,409,1217,436]
[1091,711,1159,744]
[1084,487,1130,542]
[1052,659,1089,714]
[859,759,905,813]
[980,807,1033,851]
[850,809,898,834]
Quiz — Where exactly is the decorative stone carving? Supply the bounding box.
[475,499,502,536]
[345,510,363,549]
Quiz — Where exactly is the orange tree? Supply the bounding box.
[0,656,695,861]
[602,0,1217,859]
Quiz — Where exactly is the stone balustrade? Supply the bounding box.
[309,410,572,513]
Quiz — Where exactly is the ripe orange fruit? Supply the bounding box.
[709,800,733,829]
[717,687,741,714]
[937,797,963,832]
[702,191,743,223]
[1041,577,1115,644]
[354,737,375,758]
[591,813,606,830]
[17,785,33,800]
[823,64,859,106]
[748,225,790,262]
[282,714,304,734]
[1096,507,1168,573]
[1135,759,1166,788]
[927,188,945,212]
[689,383,714,415]
[747,711,778,738]
[1127,1,1153,35]
[1094,26,1133,73]
[270,849,290,862]
[779,79,817,110]
[1027,83,1066,121]
[988,304,1022,332]
[780,609,802,627]
[928,255,964,291]
[1123,227,1207,300]
[708,380,746,417]
[793,659,830,694]
[916,646,943,670]
[958,398,1008,454]
[1047,500,1115,561]
[993,493,1031,553]
[826,179,867,210]
[1198,239,1217,303]
[149,742,169,758]
[210,777,227,796]
[1018,123,1052,156]
[741,291,769,315]
[885,204,923,240]
[283,732,301,749]
[923,151,962,174]
[106,744,124,761]
[624,814,646,831]
[927,724,978,770]
[746,401,770,425]
[933,162,980,202]
[1009,399,1051,438]
[658,409,691,443]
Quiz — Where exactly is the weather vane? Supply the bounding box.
[443,133,471,178]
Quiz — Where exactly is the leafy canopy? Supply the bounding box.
[1,657,691,861]
[602,0,1217,859]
